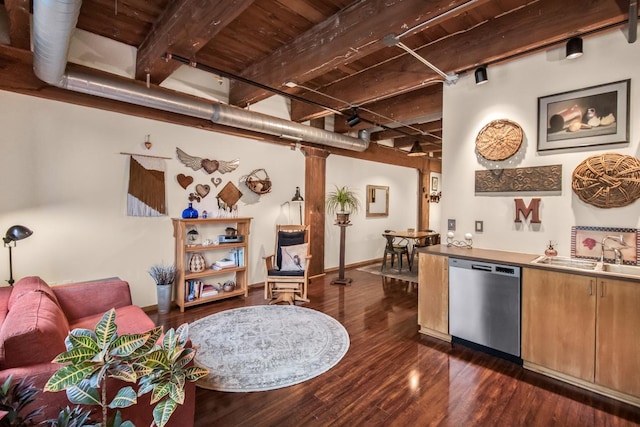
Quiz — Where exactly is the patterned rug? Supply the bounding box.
[356,263,418,283]
[189,305,350,392]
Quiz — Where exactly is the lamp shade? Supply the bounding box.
[291,186,304,202]
[3,225,33,244]
[407,141,426,157]
[566,37,583,59]
[474,66,488,85]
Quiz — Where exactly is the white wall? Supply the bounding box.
[324,157,418,268]
[442,29,640,257]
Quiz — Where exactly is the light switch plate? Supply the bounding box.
[475,221,484,233]
[448,219,456,231]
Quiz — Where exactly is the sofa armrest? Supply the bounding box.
[52,278,133,323]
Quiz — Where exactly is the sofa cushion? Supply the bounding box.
[0,291,69,369]
[70,305,156,334]
[9,276,61,310]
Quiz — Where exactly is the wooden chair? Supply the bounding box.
[263,224,311,305]
[381,232,410,273]
[410,229,436,271]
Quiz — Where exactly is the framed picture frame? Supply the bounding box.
[366,185,389,217]
[571,226,640,265]
[537,79,630,151]
[431,176,439,192]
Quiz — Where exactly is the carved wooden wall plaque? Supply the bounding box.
[475,165,562,193]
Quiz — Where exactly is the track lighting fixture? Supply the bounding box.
[566,37,583,59]
[407,141,426,157]
[346,109,361,127]
[474,66,488,85]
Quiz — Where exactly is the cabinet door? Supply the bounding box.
[522,268,596,382]
[418,253,448,338]
[596,278,640,396]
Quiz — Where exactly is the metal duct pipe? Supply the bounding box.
[32,0,369,151]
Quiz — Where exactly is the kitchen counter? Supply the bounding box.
[419,245,640,282]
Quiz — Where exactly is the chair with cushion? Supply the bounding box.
[264,225,311,305]
[381,231,410,273]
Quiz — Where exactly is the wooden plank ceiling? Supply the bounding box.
[0,0,636,160]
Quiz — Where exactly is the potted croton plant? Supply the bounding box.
[326,185,361,224]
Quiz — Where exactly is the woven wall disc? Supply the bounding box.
[572,153,640,208]
[475,119,523,161]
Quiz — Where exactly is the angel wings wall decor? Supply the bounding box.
[176,147,239,174]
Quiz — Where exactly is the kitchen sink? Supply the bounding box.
[600,263,640,278]
[531,255,599,271]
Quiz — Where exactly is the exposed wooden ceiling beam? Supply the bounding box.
[288,0,630,120]
[3,0,31,50]
[228,0,481,107]
[371,120,443,142]
[135,0,255,84]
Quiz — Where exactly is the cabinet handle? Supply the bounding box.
[600,281,605,298]
[589,280,594,296]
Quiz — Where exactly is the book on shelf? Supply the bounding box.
[228,247,245,267]
[212,258,236,270]
[185,281,219,301]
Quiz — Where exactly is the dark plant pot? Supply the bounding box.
[156,284,173,315]
[336,213,350,224]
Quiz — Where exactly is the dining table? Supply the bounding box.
[383,230,441,271]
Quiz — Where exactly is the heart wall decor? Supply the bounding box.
[212,177,222,187]
[196,184,210,198]
[177,174,193,189]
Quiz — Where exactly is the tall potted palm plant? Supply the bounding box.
[326,185,361,224]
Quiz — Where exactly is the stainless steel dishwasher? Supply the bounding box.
[448,257,521,357]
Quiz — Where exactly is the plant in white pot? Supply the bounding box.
[148,263,175,315]
[326,185,361,224]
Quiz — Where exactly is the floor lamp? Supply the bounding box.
[3,225,33,286]
[291,187,304,225]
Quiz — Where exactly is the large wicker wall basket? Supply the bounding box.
[571,153,640,208]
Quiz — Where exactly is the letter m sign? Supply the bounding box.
[514,198,541,223]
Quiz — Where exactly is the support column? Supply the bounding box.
[301,146,329,278]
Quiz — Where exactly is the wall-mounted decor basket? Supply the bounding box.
[572,153,640,208]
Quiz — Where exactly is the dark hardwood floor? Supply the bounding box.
[150,269,640,426]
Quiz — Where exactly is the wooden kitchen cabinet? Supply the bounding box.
[522,268,596,382]
[418,253,449,341]
[523,267,640,405]
[596,277,640,397]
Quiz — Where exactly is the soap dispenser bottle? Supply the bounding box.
[544,241,558,257]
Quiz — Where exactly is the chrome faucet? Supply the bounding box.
[600,235,628,265]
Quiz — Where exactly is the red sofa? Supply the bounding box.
[0,276,195,426]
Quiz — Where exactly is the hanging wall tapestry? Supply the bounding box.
[127,155,167,217]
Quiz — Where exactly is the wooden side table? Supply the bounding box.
[331,223,352,285]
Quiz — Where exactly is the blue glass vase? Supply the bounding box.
[182,203,199,219]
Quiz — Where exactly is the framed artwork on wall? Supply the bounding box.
[537,79,630,151]
[571,226,640,265]
[366,185,389,217]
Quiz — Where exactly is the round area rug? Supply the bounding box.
[189,305,350,392]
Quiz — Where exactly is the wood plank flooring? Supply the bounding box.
[150,269,640,426]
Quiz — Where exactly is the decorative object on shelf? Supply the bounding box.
[176,147,239,174]
[181,202,199,218]
[217,181,243,209]
[177,173,193,189]
[571,226,639,265]
[126,154,167,217]
[222,280,236,292]
[476,165,562,193]
[326,185,361,225]
[3,225,33,286]
[148,263,175,315]
[211,177,222,187]
[446,231,473,248]
[537,79,629,151]
[475,119,523,161]
[572,153,640,208]
[243,168,272,195]
[189,253,206,273]
[186,226,200,246]
[195,183,210,198]
[545,241,558,257]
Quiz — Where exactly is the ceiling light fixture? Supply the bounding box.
[474,66,488,85]
[346,108,361,127]
[407,141,427,157]
[566,37,583,59]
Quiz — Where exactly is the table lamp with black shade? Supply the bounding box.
[291,187,304,225]
[3,225,33,286]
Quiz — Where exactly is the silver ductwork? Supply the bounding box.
[32,0,369,151]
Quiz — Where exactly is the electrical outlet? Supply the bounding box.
[447,219,456,231]
[475,221,484,233]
